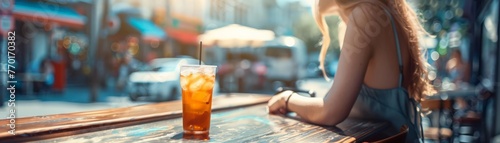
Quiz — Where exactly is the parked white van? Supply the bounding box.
[262,36,307,88]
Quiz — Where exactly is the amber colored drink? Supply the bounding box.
[180,65,216,139]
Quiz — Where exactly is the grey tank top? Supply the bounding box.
[350,2,424,143]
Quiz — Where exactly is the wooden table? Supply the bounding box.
[0,94,389,142]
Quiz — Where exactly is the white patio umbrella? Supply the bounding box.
[199,24,275,48]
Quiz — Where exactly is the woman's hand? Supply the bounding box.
[267,90,293,115]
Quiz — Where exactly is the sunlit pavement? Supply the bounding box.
[0,87,150,118]
[0,78,330,118]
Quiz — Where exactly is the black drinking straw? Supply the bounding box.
[199,41,202,65]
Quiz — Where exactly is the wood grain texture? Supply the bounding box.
[0,94,389,142]
[0,94,270,142]
[36,104,388,143]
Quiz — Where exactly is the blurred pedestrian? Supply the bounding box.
[42,58,55,88]
[268,0,435,142]
[253,61,267,90]
[34,58,55,93]
[446,49,470,84]
[116,52,132,91]
[446,49,476,118]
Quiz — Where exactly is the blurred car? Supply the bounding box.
[127,58,219,101]
[263,36,307,88]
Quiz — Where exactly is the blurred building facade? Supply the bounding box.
[104,0,308,59]
[12,0,93,93]
[203,0,267,30]
[264,0,308,36]
[114,0,205,58]
[164,0,205,57]
[7,0,311,94]
[202,0,306,36]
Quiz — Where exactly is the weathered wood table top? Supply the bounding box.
[0,94,389,143]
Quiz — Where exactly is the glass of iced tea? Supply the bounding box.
[180,65,217,140]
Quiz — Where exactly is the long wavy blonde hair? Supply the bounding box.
[313,0,435,101]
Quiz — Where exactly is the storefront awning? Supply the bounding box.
[127,17,167,41]
[166,28,199,45]
[199,24,275,48]
[13,1,86,29]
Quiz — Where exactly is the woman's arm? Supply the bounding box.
[268,5,378,126]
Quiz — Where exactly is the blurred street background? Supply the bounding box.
[0,0,345,116]
[0,0,499,142]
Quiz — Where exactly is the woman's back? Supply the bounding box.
[346,2,422,142]
[352,2,411,90]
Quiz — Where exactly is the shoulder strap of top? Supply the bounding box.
[381,5,404,87]
[358,3,425,142]
[357,1,404,87]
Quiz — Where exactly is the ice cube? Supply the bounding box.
[189,74,202,82]
[202,67,215,75]
[180,69,192,76]
[203,75,215,81]
[192,91,211,103]
[180,78,189,90]
[201,80,215,91]
[189,79,204,91]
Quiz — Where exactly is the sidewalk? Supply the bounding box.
[1,86,150,118]
[15,86,119,103]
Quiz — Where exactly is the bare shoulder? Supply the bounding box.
[349,2,390,28]
[344,2,392,51]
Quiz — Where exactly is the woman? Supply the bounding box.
[267,0,435,142]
